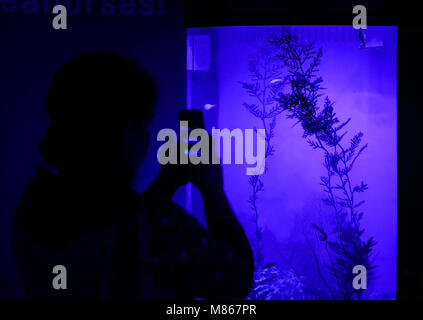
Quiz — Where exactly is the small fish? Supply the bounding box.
[203,103,216,110]
[270,79,283,85]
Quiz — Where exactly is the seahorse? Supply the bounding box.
[311,223,328,241]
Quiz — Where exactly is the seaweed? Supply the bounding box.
[239,45,285,268]
[269,29,377,299]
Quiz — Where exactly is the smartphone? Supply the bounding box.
[179,109,205,157]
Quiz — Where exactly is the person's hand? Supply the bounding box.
[144,160,188,201]
[145,134,223,200]
[189,134,224,194]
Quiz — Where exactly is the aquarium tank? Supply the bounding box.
[185,25,397,300]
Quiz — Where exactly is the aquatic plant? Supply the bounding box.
[239,45,285,267]
[270,29,377,299]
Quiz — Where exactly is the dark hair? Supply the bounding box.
[40,52,156,168]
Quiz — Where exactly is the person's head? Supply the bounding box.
[40,52,155,188]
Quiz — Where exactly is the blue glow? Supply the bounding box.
[187,25,397,300]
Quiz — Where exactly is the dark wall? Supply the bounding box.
[184,0,396,27]
[0,1,186,299]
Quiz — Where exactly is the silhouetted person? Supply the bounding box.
[11,52,254,300]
